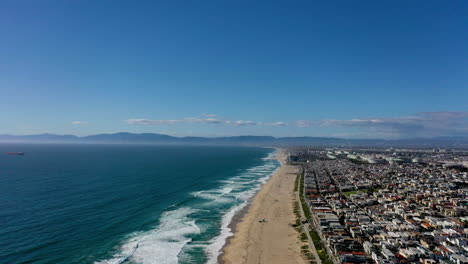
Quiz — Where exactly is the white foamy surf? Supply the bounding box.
[95,207,200,264]
[95,149,280,264]
[204,151,280,264]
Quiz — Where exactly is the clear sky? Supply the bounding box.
[1,0,467,138]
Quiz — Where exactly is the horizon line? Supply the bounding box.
[0,132,467,141]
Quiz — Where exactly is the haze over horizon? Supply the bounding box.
[1,1,467,139]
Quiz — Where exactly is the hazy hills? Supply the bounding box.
[0,132,467,148]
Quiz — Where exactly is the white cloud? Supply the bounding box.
[125,112,467,138]
[71,121,88,125]
[267,121,288,126]
[125,117,288,127]
[294,111,468,137]
[125,119,181,125]
[184,117,224,124]
[226,120,258,126]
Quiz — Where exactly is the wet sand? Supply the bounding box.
[221,150,306,264]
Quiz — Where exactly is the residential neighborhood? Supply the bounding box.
[290,148,468,264]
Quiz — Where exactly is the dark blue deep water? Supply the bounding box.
[0,144,279,264]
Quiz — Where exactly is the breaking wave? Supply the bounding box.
[95,149,280,264]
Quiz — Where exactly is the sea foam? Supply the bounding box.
[204,151,280,263]
[95,207,200,264]
[95,150,280,264]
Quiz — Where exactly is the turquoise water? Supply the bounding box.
[0,144,280,264]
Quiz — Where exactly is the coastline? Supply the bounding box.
[216,180,258,264]
[92,146,278,264]
[216,194,251,263]
[212,148,281,264]
[219,149,306,264]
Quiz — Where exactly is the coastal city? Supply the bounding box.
[289,148,468,264]
[1,1,467,263]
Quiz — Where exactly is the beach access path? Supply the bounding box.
[221,150,307,264]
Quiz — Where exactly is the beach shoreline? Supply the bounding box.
[219,149,306,264]
[216,190,253,264]
[215,148,281,264]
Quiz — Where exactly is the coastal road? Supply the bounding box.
[296,167,322,264]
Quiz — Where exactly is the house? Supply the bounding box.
[450,254,468,264]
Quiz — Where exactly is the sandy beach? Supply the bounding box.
[221,150,306,264]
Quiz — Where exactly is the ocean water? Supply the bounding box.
[0,144,280,264]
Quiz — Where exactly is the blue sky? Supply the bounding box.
[1,0,467,138]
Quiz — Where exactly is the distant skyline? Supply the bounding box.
[1,1,467,138]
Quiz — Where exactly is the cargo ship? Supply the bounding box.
[6,152,25,155]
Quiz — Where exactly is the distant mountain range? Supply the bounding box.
[1,133,467,148]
